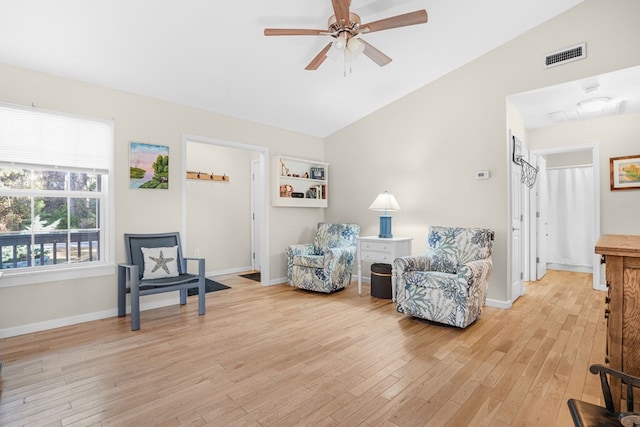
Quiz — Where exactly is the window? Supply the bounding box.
[0,103,113,283]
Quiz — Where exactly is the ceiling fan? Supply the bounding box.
[264,0,428,71]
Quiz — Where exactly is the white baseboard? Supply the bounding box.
[547,263,592,274]
[269,277,287,286]
[0,296,179,338]
[0,308,116,338]
[486,298,512,309]
[207,265,253,278]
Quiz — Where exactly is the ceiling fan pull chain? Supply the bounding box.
[343,50,347,77]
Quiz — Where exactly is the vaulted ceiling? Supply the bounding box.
[0,0,585,137]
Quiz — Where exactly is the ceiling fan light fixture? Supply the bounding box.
[333,33,347,51]
[347,37,365,57]
[577,97,611,113]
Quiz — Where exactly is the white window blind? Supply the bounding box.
[0,103,112,172]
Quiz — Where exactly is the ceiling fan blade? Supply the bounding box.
[360,39,392,67]
[264,28,330,36]
[360,9,428,33]
[331,0,351,26]
[305,42,333,70]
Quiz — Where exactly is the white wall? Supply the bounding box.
[186,142,252,274]
[0,63,324,334]
[324,0,640,303]
[528,113,640,236]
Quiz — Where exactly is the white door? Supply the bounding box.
[251,159,262,271]
[535,155,548,279]
[510,134,525,301]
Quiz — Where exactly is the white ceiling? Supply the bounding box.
[0,0,586,137]
[509,64,640,129]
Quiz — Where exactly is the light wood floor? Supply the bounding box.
[0,269,606,426]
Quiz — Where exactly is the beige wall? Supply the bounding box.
[2,0,640,334]
[186,142,252,273]
[528,113,640,235]
[324,0,640,303]
[0,63,324,334]
[544,150,593,168]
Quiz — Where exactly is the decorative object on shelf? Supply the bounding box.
[291,192,304,198]
[310,167,325,180]
[129,142,169,189]
[280,184,293,197]
[280,159,290,176]
[512,135,538,189]
[273,155,328,207]
[186,171,229,182]
[369,191,400,238]
[609,154,640,191]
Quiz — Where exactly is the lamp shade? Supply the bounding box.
[369,191,400,238]
[369,191,401,212]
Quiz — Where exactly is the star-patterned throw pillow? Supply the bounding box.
[140,246,179,280]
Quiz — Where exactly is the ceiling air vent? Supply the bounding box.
[544,43,586,69]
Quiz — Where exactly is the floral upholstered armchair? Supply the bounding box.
[395,226,494,328]
[287,222,360,293]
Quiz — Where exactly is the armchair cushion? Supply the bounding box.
[293,254,325,269]
[287,222,360,293]
[428,226,494,274]
[140,245,179,279]
[396,226,494,328]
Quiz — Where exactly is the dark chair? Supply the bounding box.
[568,364,640,427]
[117,232,205,330]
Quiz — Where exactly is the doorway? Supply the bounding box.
[529,144,601,290]
[181,133,270,286]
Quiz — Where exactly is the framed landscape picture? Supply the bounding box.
[610,154,640,191]
[129,142,169,189]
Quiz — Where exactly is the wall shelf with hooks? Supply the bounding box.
[186,171,229,182]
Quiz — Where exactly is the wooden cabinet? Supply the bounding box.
[595,234,640,410]
[272,155,328,208]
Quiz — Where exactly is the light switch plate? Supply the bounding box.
[475,170,490,180]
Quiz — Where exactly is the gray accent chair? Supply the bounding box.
[117,232,205,330]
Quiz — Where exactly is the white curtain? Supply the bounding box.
[546,166,594,269]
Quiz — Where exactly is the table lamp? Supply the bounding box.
[369,191,401,238]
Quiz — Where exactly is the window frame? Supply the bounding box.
[0,106,115,288]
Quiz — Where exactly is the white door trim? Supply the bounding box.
[509,131,525,303]
[250,159,262,272]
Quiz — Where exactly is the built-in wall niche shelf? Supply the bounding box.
[273,155,328,208]
[186,171,230,182]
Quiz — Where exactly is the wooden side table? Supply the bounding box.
[356,236,412,302]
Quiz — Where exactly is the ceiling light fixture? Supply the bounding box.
[577,97,611,113]
[328,33,366,76]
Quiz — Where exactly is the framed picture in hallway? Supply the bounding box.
[610,154,640,191]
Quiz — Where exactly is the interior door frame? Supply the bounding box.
[530,154,547,280]
[529,143,602,290]
[250,159,262,272]
[181,133,270,287]
[509,131,526,303]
